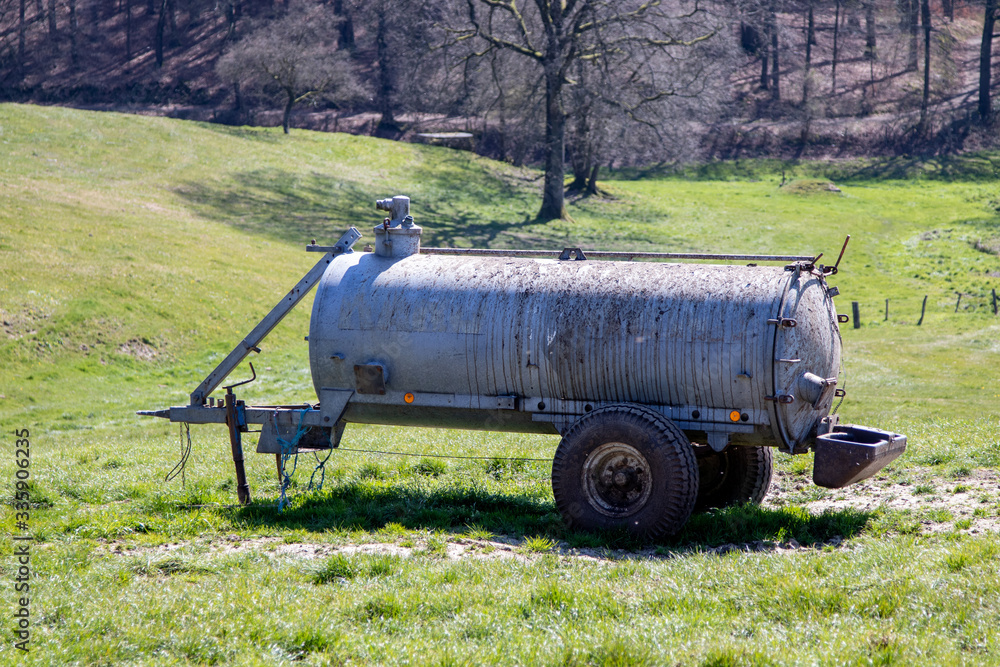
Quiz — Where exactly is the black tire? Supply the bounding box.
[551,404,698,540]
[694,445,773,512]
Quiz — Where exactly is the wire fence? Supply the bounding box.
[847,288,999,327]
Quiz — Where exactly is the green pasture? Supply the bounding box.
[1,103,999,665]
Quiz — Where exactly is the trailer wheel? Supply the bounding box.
[552,405,698,540]
[694,445,773,512]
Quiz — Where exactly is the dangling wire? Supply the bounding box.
[832,314,848,416]
[276,410,310,511]
[307,449,334,491]
[166,423,192,487]
[832,362,848,416]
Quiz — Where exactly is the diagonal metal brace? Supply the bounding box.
[189,227,362,406]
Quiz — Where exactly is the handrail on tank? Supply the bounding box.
[419,247,815,262]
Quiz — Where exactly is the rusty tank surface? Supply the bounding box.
[140,195,906,539]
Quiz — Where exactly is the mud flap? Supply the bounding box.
[812,425,907,488]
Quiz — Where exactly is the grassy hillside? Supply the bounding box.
[1,103,999,665]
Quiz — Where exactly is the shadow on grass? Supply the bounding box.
[221,482,875,552]
[174,159,541,249]
[199,124,286,144]
[821,153,1000,183]
[174,172,376,246]
[604,152,1000,185]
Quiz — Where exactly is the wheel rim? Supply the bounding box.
[581,442,652,517]
[697,448,731,497]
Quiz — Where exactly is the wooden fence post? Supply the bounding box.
[852,301,860,329]
[955,292,962,313]
[885,299,889,321]
[993,288,998,316]
[917,295,928,326]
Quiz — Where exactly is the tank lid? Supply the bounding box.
[375,195,411,226]
[373,195,421,258]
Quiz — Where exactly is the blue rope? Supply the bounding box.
[276,410,310,511]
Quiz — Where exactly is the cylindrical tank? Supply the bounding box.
[309,251,842,451]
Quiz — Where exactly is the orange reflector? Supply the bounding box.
[729,410,741,422]
[404,393,415,404]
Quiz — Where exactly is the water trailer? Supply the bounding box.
[140,195,906,538]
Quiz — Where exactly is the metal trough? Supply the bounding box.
[813,425,907,488]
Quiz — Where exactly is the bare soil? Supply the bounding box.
[766,468,1000,535]
[100,469,999,564]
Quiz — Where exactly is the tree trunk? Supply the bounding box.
[801,4,814,143]
[155,0,167,67]
[69,0,78,65]
[333,0,355,50]
[375,9,397,132]
[831,0,841,93]
[224,1,237,41]
[569,138,590,191]
[980,0,996,121]
[907,0,919,71]
[919,0,931,131]
[865,0,877,59]
[570,162,589,191]
[538,59,567,220]
[536,0,568,221]
[283,92,294,134]
[760,43,769,89]
[943,0,953,21]
[18,0,26,70]
[585,164,599,196]
[803,4,814,105]
[126,0,133,61]
[569,95,591,191]
[770,13,780,101]
[47,0,57,42]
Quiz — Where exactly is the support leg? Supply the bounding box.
[225,394,251,505]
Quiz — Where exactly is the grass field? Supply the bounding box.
[1,103,999,665]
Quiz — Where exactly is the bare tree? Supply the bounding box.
[864,0,877,59]
[450,0,717,221]
[980,0,998,122]
[217,2,360,134]
[155,0,168,66]
[332,0,354,49]
[768,1,780,99]
[18,0,25,70]
[918,0,929,131]
[831,0,841,92]
[46,0,56,44]
[900,0,918,71]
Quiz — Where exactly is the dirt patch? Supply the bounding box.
[117,338,158,361]
[765,468,1000,535]
[974,238,1000,255]
[780,179,842,195]
[1,307,50,340]
[100,470,1000,564]
[106,534,536,563]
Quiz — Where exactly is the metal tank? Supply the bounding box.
[140,194,906,540]
[309,244,840,455]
